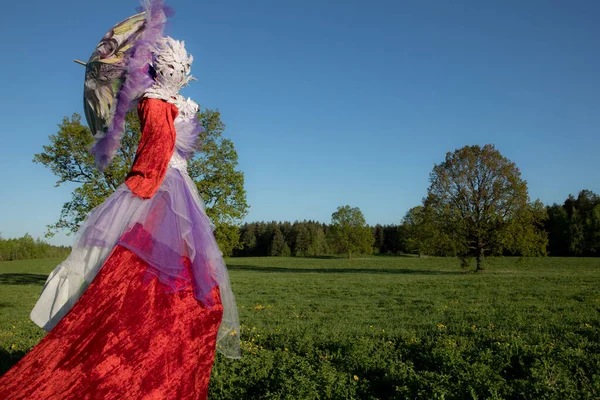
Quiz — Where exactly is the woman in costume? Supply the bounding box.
[0,1,239,399]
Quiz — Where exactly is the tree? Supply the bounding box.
[548,190,600,256]
[239,223,258,256]
[372,224,385,253]
[270,228,290,257]
[34,110,248,254]
[402,206,454,257]
[545,204,570,256]
[292,223,311,257]
[425,144,547,271]
[328,205,374,258]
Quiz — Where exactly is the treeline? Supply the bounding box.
[234,221,407,257]
[0,234,71,261]
[233,189,600,258]
[234,221,331,257]
[545,190,600,256]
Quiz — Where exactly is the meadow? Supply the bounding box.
[1,256,599,399]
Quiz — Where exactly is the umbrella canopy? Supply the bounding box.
[84,12,147,139]
[85,0,168,171]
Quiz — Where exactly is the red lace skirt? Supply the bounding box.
[0,245,222,400]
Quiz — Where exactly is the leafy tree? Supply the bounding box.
[548,190,600,256]
[402,206,454,257]
[425,144,547,271]
[33,110,248,255]
[270,228,288,257]
[545,204,570,256]
[0,234,70,261]
[307,222,329,256]
[293,223,311,256]
[239,223,258,255]
[372,224,385,253]
[328,205,374,258]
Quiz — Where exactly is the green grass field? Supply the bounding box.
[1,256,599,399]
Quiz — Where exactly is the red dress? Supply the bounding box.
[0,99,225,400]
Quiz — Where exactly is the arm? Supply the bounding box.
[125,97,179,199]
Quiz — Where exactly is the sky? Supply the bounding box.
[0,0,599,246]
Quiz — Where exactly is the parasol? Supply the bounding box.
[79,0,169,171]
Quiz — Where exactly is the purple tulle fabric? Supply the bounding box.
[91,0,168,171]
[79,170,217,298]
[75,167,240,357]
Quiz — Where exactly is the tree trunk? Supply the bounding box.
[475,244,484,272]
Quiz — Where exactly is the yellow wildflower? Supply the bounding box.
[353,375,359,381]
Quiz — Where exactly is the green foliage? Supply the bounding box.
[0,234,70,261]
[269,228,289,257]
[235,221,330,257]
[328,206,374,258]
[187,110,249,229]
[425,144,547,270]
[214,224,242,257]
[3,257,600,398]
[402,206,455,257]
[546,190,600,256]
[33,110,248,252]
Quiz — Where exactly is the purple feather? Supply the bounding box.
[91,0,169,171]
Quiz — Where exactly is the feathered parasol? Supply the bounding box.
[78,0,170,170]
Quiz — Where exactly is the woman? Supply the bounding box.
[0,20,239,400]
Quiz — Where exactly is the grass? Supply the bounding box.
[1,256,599,399]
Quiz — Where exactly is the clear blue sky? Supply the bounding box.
[1,0,598,246]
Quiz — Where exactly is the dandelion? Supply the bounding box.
[10,344,16,350]
[353,375,359,381]
[284,348,288,351]
[585,323,592,328]
[253,305,265,310]
[437,324,447,329]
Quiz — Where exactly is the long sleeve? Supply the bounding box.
[125,97,179,199]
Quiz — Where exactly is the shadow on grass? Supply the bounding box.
[228,265,464,275]
[0,274,48,286]
[0,349,27,376]
[302,255,339,260]
[371,253,420,258]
